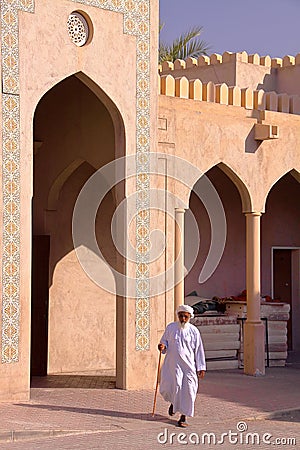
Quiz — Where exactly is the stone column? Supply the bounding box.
[244,212,265,375]
[174,208,185,319]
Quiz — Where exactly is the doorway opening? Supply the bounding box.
[272,247,300,352]
[30,73,125,387]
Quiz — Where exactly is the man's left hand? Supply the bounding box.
[197,370,205,379]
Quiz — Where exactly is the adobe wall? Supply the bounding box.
[160,51,300,95]
[158,81,300,329]
[0,0,160,401]
[158,95,300,211]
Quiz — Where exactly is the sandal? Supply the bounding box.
[177,414,188,427]
[168,404,175,416]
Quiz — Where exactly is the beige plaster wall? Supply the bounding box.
[236,61,275,91]
[160,61,237,86]
[0,0,138,400]
[277,66,300,96]
[0,0,160,399]
[158,95,300,212]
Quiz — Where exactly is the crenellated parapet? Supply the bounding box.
[159,51,300,73]
[158,74,300,115]
[159,51,300,98]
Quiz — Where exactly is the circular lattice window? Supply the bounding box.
[67,12,90,47]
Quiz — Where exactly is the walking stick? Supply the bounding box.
[152,348,162,417]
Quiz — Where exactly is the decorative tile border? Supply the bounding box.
[1,0,151,362]
[1,0,35,363]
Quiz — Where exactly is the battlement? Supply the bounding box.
[158,74,300,116]
[159,51,300,97]
[159,51,300,72]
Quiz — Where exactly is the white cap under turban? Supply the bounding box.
[176,304,194,319]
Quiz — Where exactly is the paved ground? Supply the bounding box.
[0,363,299,449]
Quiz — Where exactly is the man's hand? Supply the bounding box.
[158,343,166,351]
[197,370,205,379]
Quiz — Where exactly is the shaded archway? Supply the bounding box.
[185,164,248,299]
[262,170,300,353]
[31,73,125,382]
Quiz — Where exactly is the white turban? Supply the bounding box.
[176,304,194,319]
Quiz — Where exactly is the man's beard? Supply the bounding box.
[180,321,187,329]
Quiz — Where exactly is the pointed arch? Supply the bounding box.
[47,159,85,210]
[217,162,252,212]
[263,168,300,210]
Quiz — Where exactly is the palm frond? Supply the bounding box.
[159,25,211,63]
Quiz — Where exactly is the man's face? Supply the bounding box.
[178,312,191,324]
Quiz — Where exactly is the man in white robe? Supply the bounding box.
[158,304,206,427]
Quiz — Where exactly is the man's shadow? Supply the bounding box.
[15,403,177,426]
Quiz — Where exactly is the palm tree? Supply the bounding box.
[159,25,211,64]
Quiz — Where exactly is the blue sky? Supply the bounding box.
[159,0,300,58]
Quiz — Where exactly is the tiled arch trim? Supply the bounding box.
[1,0,151,363]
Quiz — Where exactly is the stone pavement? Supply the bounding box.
[0,364,299,449]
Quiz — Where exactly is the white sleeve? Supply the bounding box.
[159,325,169,354]
[195,329,206,371]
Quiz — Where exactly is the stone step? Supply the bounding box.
[239,351,288,360]
[192,315,238,326]
[238,360,286,368]
[240,343,287,352]
[204,341,240,351]
[267,329,287,337]
[207,359,239,370]
[267,335,287,344]
[205,350,237,359]
[267,321,288,330]
[196,324,241,334]
[261,303,290,314]
[201,333,240,342]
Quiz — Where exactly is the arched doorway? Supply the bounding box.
[185,165,247,299]
[262,171,300,353]
[184,164,250,370]
[31,74,125,383]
